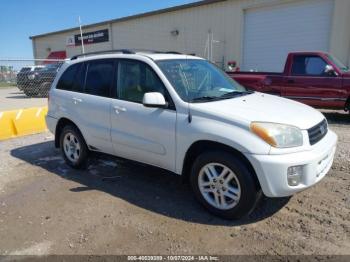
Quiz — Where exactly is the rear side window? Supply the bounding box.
[84,60,114,97]
[291,55,328,76]
[56,63,83,91]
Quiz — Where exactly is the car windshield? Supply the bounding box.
[40,63,62,72]
[326,54,349,72]
[157,59,249,102]
[19,67,31,73]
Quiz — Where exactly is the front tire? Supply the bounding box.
[22,88,38,97]
[59,125,89,169]
[38,82,51,97]
[190,151,261,220]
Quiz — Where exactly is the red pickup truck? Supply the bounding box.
[227,52,350,112]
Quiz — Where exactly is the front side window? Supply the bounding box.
[117,60,166,103]
[291,55,328,76]
[84,60,114,97]
[156,59,247,102]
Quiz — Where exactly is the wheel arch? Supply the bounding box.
[54,118,86,148]
[181,140,260,189]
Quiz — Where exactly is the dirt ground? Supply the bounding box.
[0,110,349,256]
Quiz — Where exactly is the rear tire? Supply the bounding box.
[59,125,89,169]
[190,151,261,220]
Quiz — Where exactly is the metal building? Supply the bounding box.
[30,0,350,71]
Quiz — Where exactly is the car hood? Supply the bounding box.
[190,92,325,130]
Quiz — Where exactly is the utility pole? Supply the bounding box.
[79,16,85,54]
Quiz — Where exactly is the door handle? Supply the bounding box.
[287,79,295,84]
[72,97,82,104]
[114,105,127,114]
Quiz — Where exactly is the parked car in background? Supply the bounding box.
[17,65,44,91]
[227,52,350,113]
[21,63,62,97]
[46,50,337,219]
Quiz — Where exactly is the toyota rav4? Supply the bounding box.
[46,50,337,219]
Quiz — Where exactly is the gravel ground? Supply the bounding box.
[0,110,349,256]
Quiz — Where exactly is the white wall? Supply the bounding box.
[32,0,350,67]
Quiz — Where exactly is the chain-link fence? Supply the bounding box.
[0,59,65,98]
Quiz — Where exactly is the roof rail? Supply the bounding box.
[161,51,183,54]
[70,49,135,60]
[123,49,184,55]
[70,49,190,60]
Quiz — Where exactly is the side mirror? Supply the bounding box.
[227,60,237,72]
[324,65,338,76]
[142,92,168,108]
[227,60,237,67]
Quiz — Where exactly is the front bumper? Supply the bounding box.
[245,130,337,197]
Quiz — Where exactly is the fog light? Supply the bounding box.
[287,166,303,186]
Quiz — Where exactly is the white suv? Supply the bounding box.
[46,50,337,219]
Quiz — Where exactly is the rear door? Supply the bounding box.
[284,54,344,108]
[55,60,115,154]
[76,59,115,154]
[110,59,177,171]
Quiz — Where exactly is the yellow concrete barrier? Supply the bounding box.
[0,110,18,140]
[0,106,48,141]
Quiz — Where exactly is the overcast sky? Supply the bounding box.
[0,0,194,59]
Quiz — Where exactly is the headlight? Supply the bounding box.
[250,122,303,148]
[28,74,36,80]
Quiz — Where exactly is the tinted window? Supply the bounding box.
[72,63,86,92]
[291,55,328,76]
[85,60,114,97]
[56,63,81,91]
[117,60,166,103]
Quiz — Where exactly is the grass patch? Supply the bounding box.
[0,82,17,89]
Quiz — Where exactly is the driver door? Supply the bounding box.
[284,55,344,108]
[110,59,177,172]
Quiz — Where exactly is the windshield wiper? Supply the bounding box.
[190,96,220,103]
[219,90,254,99]
[190,91,254,103]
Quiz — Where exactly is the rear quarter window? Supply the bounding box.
[56,63,84,92]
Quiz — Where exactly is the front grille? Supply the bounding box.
[308,119,328,146]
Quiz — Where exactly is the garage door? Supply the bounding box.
[242,0,334,72]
